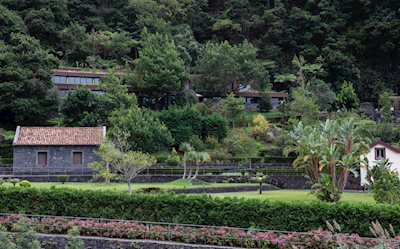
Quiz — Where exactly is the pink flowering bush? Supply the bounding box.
[0,215,399,248]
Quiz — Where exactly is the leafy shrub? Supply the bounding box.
[165,148,181,166]
[193,102,208,115]
[0,178,4,185]
[19,180,31,188]
[201,114,228,139]
[227,178,235,183]
[7,178,20,186]
[0,187,398,237]
[66,226,84,249]
[371,160,400,204]
[139,187,163,193]
[57,175,69,184]
[158,107,202,146]
[311,173,341,202]
[188,135,205,151]
[204,136,221,150]
[109,107,173,153]
[234,114,252,127]
[175,90,199,106]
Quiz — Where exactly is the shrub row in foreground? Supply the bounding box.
[0,187,399,237]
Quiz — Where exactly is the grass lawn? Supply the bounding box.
[1,179,255,192]
[212,190,375,204]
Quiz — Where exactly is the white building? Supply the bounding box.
[360,140,400,186]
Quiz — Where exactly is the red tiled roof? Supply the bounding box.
[370,140,400,153]
[13,127,106,146]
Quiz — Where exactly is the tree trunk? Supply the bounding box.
[127,180,132,194]
[259,182,262,195]
[182,159,187,179]
[187,165,193,179]
[339,169,350,192]
[105,163,111,185]
[192,166,199,180]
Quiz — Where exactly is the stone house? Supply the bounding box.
[13,126,106,175]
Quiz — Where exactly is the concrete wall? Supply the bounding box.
[360,145,400,186]
[13,145,99,175]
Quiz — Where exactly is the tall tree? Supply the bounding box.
[60,87,102,127]
[379,91,393,123]
[134,28,188,106]
[195,41,269,96]
[0,33,59,127]
[0,5,27,43]
[186,150,211,179]
[336,81,360,111]
[222,93,245,128]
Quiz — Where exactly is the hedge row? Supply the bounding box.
[0,187,398,237]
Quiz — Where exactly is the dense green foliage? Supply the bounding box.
[158,107,203,146]
[195,41,268,95]
[0,34,59,126]
[368,160,400,205]
[109,107,173,153]
[134,29,188,102]
[336,81,360,111]
[1,0,399,128]
[158,107,228,146]
[0,187,399,237]
[201,114,228,139]
[60,87,103,127]
[60,73,138,127]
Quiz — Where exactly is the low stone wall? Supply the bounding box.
[171,184,279,194]
[0,164,12,175]
[37,233,242,249]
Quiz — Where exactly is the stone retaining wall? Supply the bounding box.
[170,184,279,194]
[37,233,242,249]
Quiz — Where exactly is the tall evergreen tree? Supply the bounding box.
[134,28,188,106]
[0,34,59,127]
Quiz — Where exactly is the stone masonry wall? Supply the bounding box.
[37,234,242,249]
[13,145,99,175]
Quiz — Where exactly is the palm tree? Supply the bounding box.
[254,175,268,194]
[187,151,211,180]
[179,142,193,179]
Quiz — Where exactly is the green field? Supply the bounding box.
[2,179,254,192]
[212,190,375,203]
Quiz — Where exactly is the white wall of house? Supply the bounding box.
[360,144,400,186]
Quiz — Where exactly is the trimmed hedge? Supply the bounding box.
[0,187,399,237]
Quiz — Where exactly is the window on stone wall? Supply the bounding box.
[72,151,83,165]
[37,152,48,166]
